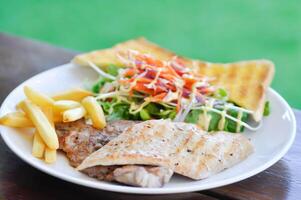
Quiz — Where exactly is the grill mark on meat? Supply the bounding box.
[55,119,173,187]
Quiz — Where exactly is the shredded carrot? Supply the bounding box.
[133,83,154,94]
[153,85,168,95]
[116,50,214,109]
[136,77,153,84]
[165,83,177,91]
[144,56,164,68]
[124,68,136,77]
[160,73,175,81]
[150,92,167,102]
[183,78,197,89]
[165,64,181,78]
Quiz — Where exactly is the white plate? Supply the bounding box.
[0,63,296,194]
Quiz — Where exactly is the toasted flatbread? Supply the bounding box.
[72,38,274,121]
[77,120,253,180]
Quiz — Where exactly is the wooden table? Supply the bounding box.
[0,33,300,200]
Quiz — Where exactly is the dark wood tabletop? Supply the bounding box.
[0,33,300,200]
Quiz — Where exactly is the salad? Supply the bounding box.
[88,50,269,133]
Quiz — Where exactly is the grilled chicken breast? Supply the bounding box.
[55,119,173,187]
[77,120,253,180]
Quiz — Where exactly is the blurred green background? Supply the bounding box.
[0,0,300,108]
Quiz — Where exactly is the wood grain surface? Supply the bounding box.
[0,32,300,200]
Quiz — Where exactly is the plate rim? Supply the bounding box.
[0,63,297,194]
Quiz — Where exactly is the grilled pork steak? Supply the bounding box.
[55,119,173,187]
[56,119,133,167]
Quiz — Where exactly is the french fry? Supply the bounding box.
[16,101,24,110]
[20,100,59,150]
[0,112,33,128]
[52,88,92,102]
[44,147,56,163]
[42,106,57,163]
[24,86,55,107]
[53,100,81,113]
[63,106,86,122]
[41,106,54,126]
[32,130,46,158]
[53,101,80,123]
[82,96,106,129]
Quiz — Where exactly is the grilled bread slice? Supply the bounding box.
[77,120,253,180]
[195,60,274,121]
[72,37,179,68]
[72,38,274,121]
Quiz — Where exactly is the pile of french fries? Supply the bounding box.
[0,86,106,163]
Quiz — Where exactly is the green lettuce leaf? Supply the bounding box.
[185,108,249,133]
[106,65,119,76]
[91,65,119,93]
[263,101,270,116]
[144,103,176,119]
[91,77,112,93]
